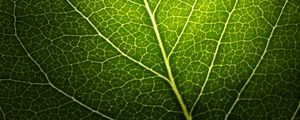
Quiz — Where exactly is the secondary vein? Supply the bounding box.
[190,0,239,115]
[0,79,50,85]
[13,1,114,120]
[225,0,288,119]
[168,0,198,59]
[65,0,168,82]
[291,101,300,120]
[153,0,161,15]
[0,106,5,120]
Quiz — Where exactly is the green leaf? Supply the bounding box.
[0,0,299,119]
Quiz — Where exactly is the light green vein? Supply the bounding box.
[224,0,289,119]
[143,0,191,119]
[0,106,4,120]
[291,101,300,120]
[0,79,50,85]
[65,0,168,82]
[153,0,161,15]
[12,1,114,120]
[190,0,239,115]
[168,0,198,59]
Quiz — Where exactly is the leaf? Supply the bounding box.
[0,0,299,119]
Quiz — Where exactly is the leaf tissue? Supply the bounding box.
[0,0,299,119]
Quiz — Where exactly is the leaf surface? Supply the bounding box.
[0,0,300,119]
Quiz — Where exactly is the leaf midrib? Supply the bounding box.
[143,0,194,119]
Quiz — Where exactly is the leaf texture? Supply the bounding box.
[0,0,299,119]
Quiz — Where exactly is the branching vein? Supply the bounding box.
[224,0,289,119]
[144,0,191,119]
[168,0,198,59]
[153,0,161,15]
[0,79,50,85]
[190,0,239,115]
[65,0,168,82]
[291,101,300,120]
[0,106,4,120]
[13,1,114,120]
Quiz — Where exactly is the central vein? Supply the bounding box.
[143,0,191,120]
